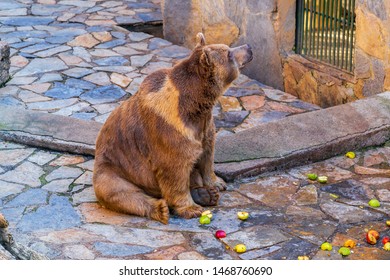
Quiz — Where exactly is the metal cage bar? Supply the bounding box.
[295,0,356,72]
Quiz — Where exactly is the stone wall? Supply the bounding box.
[162,0,296,90]
[163,0,390,108]
[282,0,390,107]
[0,41,10,86]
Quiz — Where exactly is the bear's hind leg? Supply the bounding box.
[93,168,169,224]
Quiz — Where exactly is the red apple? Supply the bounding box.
[382,236,390,245]
[215,230,227,239]
[366,230,380,245]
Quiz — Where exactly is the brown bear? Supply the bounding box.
[93,33,252,224]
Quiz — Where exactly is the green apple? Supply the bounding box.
[199,215,211,225]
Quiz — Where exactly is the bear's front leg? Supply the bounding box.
[198,120,227,191]
[156,165,203,219]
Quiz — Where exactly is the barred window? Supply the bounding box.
[295,0,356,72]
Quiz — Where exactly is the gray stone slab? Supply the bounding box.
[0,161,44,187]
[80,85,126,104]
[215,92,390,180]
[17,195,81,232]
[0,16,55,26]
[0,105,101,155]
[14,57,68,77]
[221,225,290,252]
[5,188,48,208]
[93,242,153,257]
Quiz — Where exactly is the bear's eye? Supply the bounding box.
[227,51,233,62]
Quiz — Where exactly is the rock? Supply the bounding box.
[83,72,111,86]
[68,34,100,48]
[0,41,10,85]
[28,151,57,166]
[45,83,84,99]
[177,251,207,260]
[5,189,48,208]
[96,39,126,49]
[0,161,44,187]
[376,189,390,202]
[0,16,54,26]
[129,32,152,42]
[72,187,96,204]
[110,73,132,88]
[218,96,242,112]
[144,246,187,260]
[130,54,154,67]
[214,111,249,128]
[64,245,95,260]
[14,57,68,77]
[78,203,135,225]
[0,180,25,199]
[190,232,232,259]
[0,148,35,166]
[85,224,187,248]
[285,205,326,219]
[45,166,83,182]
[93,242,153,258]
[20,83,51,94]
[240,95,265,111]
[80,85,127,104]
[163,0,239,48]
[49,155,85,166]
[94,56,129,66]
[34,45,71,58]
[62,67,94,78]
[17,195,81,232]
[355,8,386,60]
[354,165,390,176]
[222,225,290,252]
[42,179,74,193]
[91,31,112,42]
[294,185,318,205]
[238,176,298,208]
[0,96,25,108]
[320,180,369,201]
[320,201,383,223]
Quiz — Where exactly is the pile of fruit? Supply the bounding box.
[199,210,249,254]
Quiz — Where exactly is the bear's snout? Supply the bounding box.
[231,44,253,68]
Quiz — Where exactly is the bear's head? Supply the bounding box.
[194,33,253,88]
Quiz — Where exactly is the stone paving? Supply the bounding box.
[1,139,390,260]
[0,0,319,133]
[1,0,390,260]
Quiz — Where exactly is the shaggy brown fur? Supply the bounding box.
[93,33,252,224]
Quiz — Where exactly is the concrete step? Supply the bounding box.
[1,92,389,181]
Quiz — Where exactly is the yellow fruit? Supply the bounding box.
[234,244,246,253]
[317,176,328,184]
[237,211,249,220]
[297,256,309,260]
[343,239,356,248]
[384,243,390,251]
[201,210,212,219]
[320,242,332,251]
[345,152,356,159]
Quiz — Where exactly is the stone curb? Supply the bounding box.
[1,92,390,182]
[0,105,101,156]
[214,92,390,181]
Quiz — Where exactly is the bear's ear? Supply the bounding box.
[195,33,206,48]
[200,47,211,67]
